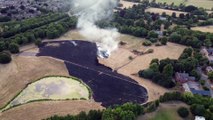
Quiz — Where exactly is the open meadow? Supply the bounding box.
[98,33,186,102]
[192,25,213,33]
[150,0,213,9]
[137,102,193,120]
[145,7,187,16]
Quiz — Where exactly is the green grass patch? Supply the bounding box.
[150,109,176,120]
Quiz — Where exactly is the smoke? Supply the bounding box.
[70,0,119,53]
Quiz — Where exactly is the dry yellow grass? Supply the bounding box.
[0,55,69,109]
[192,25,213,33]
[99,34,186,102]
[153,0,213,9]
[145,7,187,16]
[0,101,103,120]
[119,0,139,9]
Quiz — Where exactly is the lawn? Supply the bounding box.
[2,76,90,111]
[137,102,193,120]
[150,109,177,120]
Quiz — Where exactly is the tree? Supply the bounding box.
[163,64,173,77]
[209,105,213,113]
[190,69,201,81]
[34,39,42,47]
[149,63,159,72]
[160,37,168,45]
[190,104,205,116]
[208,71,213,81]
[204,39,212,48]
[120,111,135,120]
[8,43,19,53]
[172,12,176,18]
[169,33,181,43]
[138,69,154,79]
[179,13,185,19]
[148,31,158,39]
[0,41,6,52]
[0,51,12,64]
[177,107,189,118]
[102,109,115,120]
[150,58,159,65]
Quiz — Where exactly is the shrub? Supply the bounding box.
[142,41,152,46]
[177,107,189,118]
[149,38,157,43]
[145,49,154,54]
[9,43,19,53]
[0,51,12,64]
[34,39,42,47]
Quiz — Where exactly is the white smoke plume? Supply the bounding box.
[70,0,119,53]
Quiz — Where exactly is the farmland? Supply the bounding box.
[37,40,148,106]
[150,0,213,9]
[145,7,187,16]
[99,34,186,102]
[192,25,213,33]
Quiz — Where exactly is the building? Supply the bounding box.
[175,72,196,83]
[201,48,213,63]
[206,66,213,73]
[183,81,211,97]
[195,116,205,120]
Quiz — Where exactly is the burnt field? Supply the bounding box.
[37,40,148,107]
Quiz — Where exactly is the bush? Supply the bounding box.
[8,43,19,53]
[145,49,154,54]
[177,107,189,118]
[143,41,152,46]
[34,39,42,47]
[0,51,12,64]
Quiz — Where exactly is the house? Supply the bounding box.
[183,81,211,97]
[201,48,213,63]
[175,72,196,83]
[206,66,213,73]
[159,16,167,21]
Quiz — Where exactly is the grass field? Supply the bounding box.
[3,76,90,111]
[137,102,193,120]
[145,7,187,16]
[149,0,213,9]
[192,25,213,33]
[99,33,186,102]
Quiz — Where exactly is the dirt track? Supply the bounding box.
[0,100,103,120]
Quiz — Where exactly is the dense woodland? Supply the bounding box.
[0,13,77,53]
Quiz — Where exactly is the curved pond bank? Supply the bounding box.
[2,76,90,111]
[37,40,148,107]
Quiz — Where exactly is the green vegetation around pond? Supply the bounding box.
[2,76,91,111]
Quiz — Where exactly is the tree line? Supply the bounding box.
[0,13,77,54]
[138,47,206,88]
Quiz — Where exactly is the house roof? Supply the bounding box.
[191,89,211,96]
[175,72,196,82]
